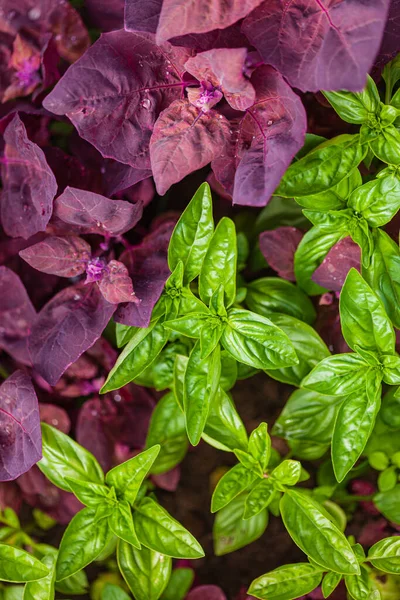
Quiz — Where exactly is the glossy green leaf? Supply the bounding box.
[109,501,140,548]
[199,320,223,359]
[211,463,258,513]
[245,278,316,324]
[323,76,380,124]
[199,217,237,308]
[23,553,56,600]
[368,537,400,574]
[133,497,204,559]
[280,490,360,575]
[234,448,263,476]
[322,571,342,598]
[248,422,271,472]
[272,460,302,487]
[381,355,400,385]
[295,169,362,211]
[160,567,194,600]
[38,423,104,492]
[203,387,248,452]
[163,312,209,339]
[244,478,276,520]
[102,583,131,600]
[54,569,88,595]
[301,353,370,396]
[348,171,400,227]
[0,545,50,583]
[220,351,238,391]
[115,323,138,348]
[173,354,188,411]
[370,125,400,165]
[248,562,323,600]
[344,565,371,600]
[64,478,110,507]
[106,445,160,505]
[117,540,171,600]
[374,485,400,524]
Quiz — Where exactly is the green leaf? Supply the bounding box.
[106,445,160,505]
[163,312,209,339]
[245,278,316,324]
[109,501,140,548]
[295,169,362,211]
[220,351,238,391]
[168,182,214,284]
[301,353,370,396]
[332,371,382,482]
[199,217,237,308]
[101,317,169,393]
[146,392,188,475]
[117,540,171,600]
[322,571,342,598]
[23,553,56,600]
[133,497,204,559]
[323,76,380,124]
[234,449,263,476]
[211,463,258,513]
[213,493,268,556]
[368,537,400,574]
[370,125,400,165]
[54,569,88,595]
[248,423,271,472]
[340,269,395,355]
[348,171,400,227]
[160,567,194,600]
[64,478,110,507]
[199,320,224,359]
[56,505,112,581]
[203,387,248,452]
[248,562,323,600]
[381,355,400,385]
[101,583,131,600]
[383,54,400,99]
[244,479,276,520]
[280,490,360,575]
[374,485,400,524]
[115,323,138,348]
[277,134,366,198]
[0,545,50,582]
[173,354,188,411]
[184,341,221,446]
[272,460,302,487]
[221,308,298,370]
[344,565,371,600]
[38,423,104,492]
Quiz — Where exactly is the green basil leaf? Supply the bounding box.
[272,460,302,487]
[294,169,362,211]
[64,478,110,507]
[106,445,160,505]
[248,422,271,472]
[163,312,209,339]
[280,490,360,575]
[381,355,400,385]
[323,76,380,124]
[211,463,258,513]
[0,545,50,583]
[54,569,88,595]
[160,567,194,600]
[234,449,264,476]
[303,208,353,229]
[374,485,400,524]
[115,323,138,348]
[344,565,371,600]
[370,126,400,165]
[213,493,268,556]
[203,387,248,452]
[23,553,56,600]
[244,479,276,520]
[378,466,398,492]
[368,537,400,574]
[133,497,204,559]
[222,308,298,370]
[184,341,221,446]
[277,134,366,198]
[322,571,342,598]
[56,505,112,581]
[109,501,140,548]
[332,371,382,482]
[101,583,131,600]
[199,320,223,360]
[245,278,316,324]
[173,354,188,411]
[38,423,104,492]
[340,268,395,355]
[101,317,169,393]
[248,562,323,600]
[220,351,238,391]
[383,54,400,99]
[350,216,374,269]
[117,540,171,600]
[301,353,370,396]
[349,172,400,227]
[199,217,237,308]
[146,391,188,474]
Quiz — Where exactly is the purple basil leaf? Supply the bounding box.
[170,23,249,51]
[152,466,180,491]
[185,48,256,111]
[312,237,361,292]
[19,236,91,277]
[212,66,306,206]
[0,266,36,366]
[42,30,189,168]
[98,260,138,304]
[187,83,223,112]
[103,161,152,197]
[53,186,143,236]
[374,0,400,70]
[187,586,227,600]
[156,0,264,43]
[76,397,116,472]
[259,227,303,281]
[150,98,230,195]
[0,370,41,482]
[29,283,115,385]
[124,0,163,33]
[86,0,124,31]
[242,0,390,92]
[114,221,173,328]
[39,403,71,434]
[1,114,57,239]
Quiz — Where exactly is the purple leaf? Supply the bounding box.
[374,0,400,70]
[187,586,227,600]
[186,82,223,113]
[53,187,143,236]
[19,236,91,277]
[170,23,249,51]
[156,0,264,43]
[124,0,163,33]
[150,98,230,195]
[42,30,189,168]
[212,66,306,206]
[29,283,115,385]
[312,237,361,292]
[39,403,71,434]
[114,221,173,328]
[0,266,36,366]
[103,161,152,197]
[185,48,256,111]
[2,34,41,103]
[0,370,41,482]
[98,260,138,304]
[152,466,180,491]
[86,0,124,31]
[76,397,116,472]
[259,227,303,281]
[242,0,390,92]
[1,114,57,239]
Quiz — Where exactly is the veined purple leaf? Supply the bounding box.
[150,98,230,195]
[259,227,303,281]
[187,586,227,600]
[98,260,138,304]
[102,161,152,197]
[0,267,36,366]
[19,236,91,277]
[170,23,249,51]
[0,370,41,482]
[242,0,390,92]
[114,221,173,328]
[124,0,163,33]
[185,48,256,111]
[156,0,264,44]
[1,114,57,239]
[29,283,115,385]
[312,237,361,292]
[54,187,143,236]
[42,30,190,168]
[212,66,306,206]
